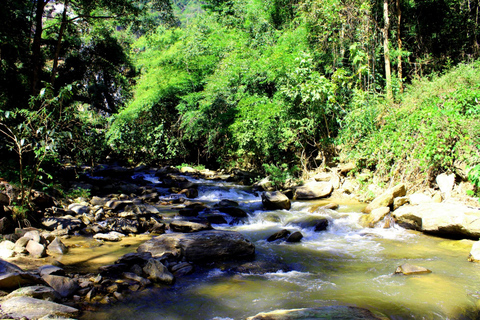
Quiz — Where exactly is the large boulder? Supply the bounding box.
[246,306,380,320]
[169,220,212,233]
[0,260,45,290]
[137,230,255,262]
[359,207,391,228]
[393,203,480,238]
[0,296,78,319]
[42,274,79,298]
[294,181,333,200]
[262,191,291,210]
[363,183,406,214]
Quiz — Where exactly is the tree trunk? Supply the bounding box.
[383,0,393,101]
[396,0,403,93]
[32,0,49,96]
[51,0,69,86]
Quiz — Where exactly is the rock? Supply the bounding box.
[262,191,291,210]
[0,191,10,205]
[170,262,194,277]
[105,200,134,211]
[395,263,432,275]
[246,306,380,320]
[468,241,480,262]
[294,181,333,200]
[169,220,212,233]
[0,265,45,290]
[0,240,15,258]
[137,230,255,262]
[143,259,174,284]
[42,274,79,298]
[90,196,107,206]
[230,260,290,274]
[24,230,43,244]
[393,196,409,210]
[47,237,68,254]
[13,237,29,254]
[26,240,47,258]
[217,206,248,218]
[288,217,329,232]
[184,188,198,198]
[436,173,455,197]
[38,265,65,277]
[313,172,332,182]
[67,203,90,215]
[42,216,84,232]
[360,207,390,228]
[94,231,125,242]
[286,231,303,242]
[338,162,356,175]
[267,229,291,242]
[6,285,59,301]
[217,199,239,207]
[393,203,480,238]
[363,183,406,214]
[0,296,78,319]
[122,272,151,287]
[409,193,433,204]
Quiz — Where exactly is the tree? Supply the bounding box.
[382,0,393,101]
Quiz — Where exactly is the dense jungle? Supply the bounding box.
[1,0,480,319]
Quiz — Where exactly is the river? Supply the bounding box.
[77,173,480,319]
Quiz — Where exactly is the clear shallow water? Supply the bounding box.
[80,176,480,320]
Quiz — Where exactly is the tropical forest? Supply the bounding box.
[0,0,480,319]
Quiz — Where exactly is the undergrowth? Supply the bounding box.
[338,61,480,187]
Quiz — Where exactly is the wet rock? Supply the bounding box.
[217,206,248,218]
[170,262,194,277]
[230,260,290,274]
[286,231,303,242]
[395,263,432,275]
[122,272,151,287]
[143,259,174,284]
[38,265,65,277]
[262,191,291,210]
[246,306,380,320]
[26,240,47,258]
[288,217,329,232]
[0,296,78,319]
[94,231,125,242]
[363,183,406,214]
[105,200,134,212]
[217,199,239,207]
[393,203,480,238]
[204,214,228,225]
[117,252,153,266]
[47,237,68,254]
[267,229,291,242]
[360,207,391,228]
[294,181,333,200]
[137,230,255,262]
[6,285,59,301]
[169,220,212,233]
[42,274,79,298]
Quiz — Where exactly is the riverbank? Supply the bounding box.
[0,164,480,319]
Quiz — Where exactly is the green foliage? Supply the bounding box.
[175,163,206,170]
[339,62,480,183]
[65,187,91,200]
[263,163,299,189]
[467,165,480,202]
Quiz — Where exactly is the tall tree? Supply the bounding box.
[382,0,393,101]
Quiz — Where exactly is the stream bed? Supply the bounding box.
[76,174,480,320]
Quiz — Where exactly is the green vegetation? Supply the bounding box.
[1,0,480,205]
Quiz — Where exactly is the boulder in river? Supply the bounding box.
[262,191,291,210]
[267,229,291,242]
[246,306,381,319]
[294,181,333,200]
[169,220,212,233]
[137,230,255,262]
[395,263,432,275]
[363,183,406,214]
[0,296,79,319]
[468,241,480,262]
[393,203,480,238]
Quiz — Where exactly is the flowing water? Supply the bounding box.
[79,175,480,320]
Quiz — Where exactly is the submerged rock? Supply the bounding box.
[395,263,432,275]
[246,306,381,319]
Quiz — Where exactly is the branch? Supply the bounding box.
[43,12,130,30]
